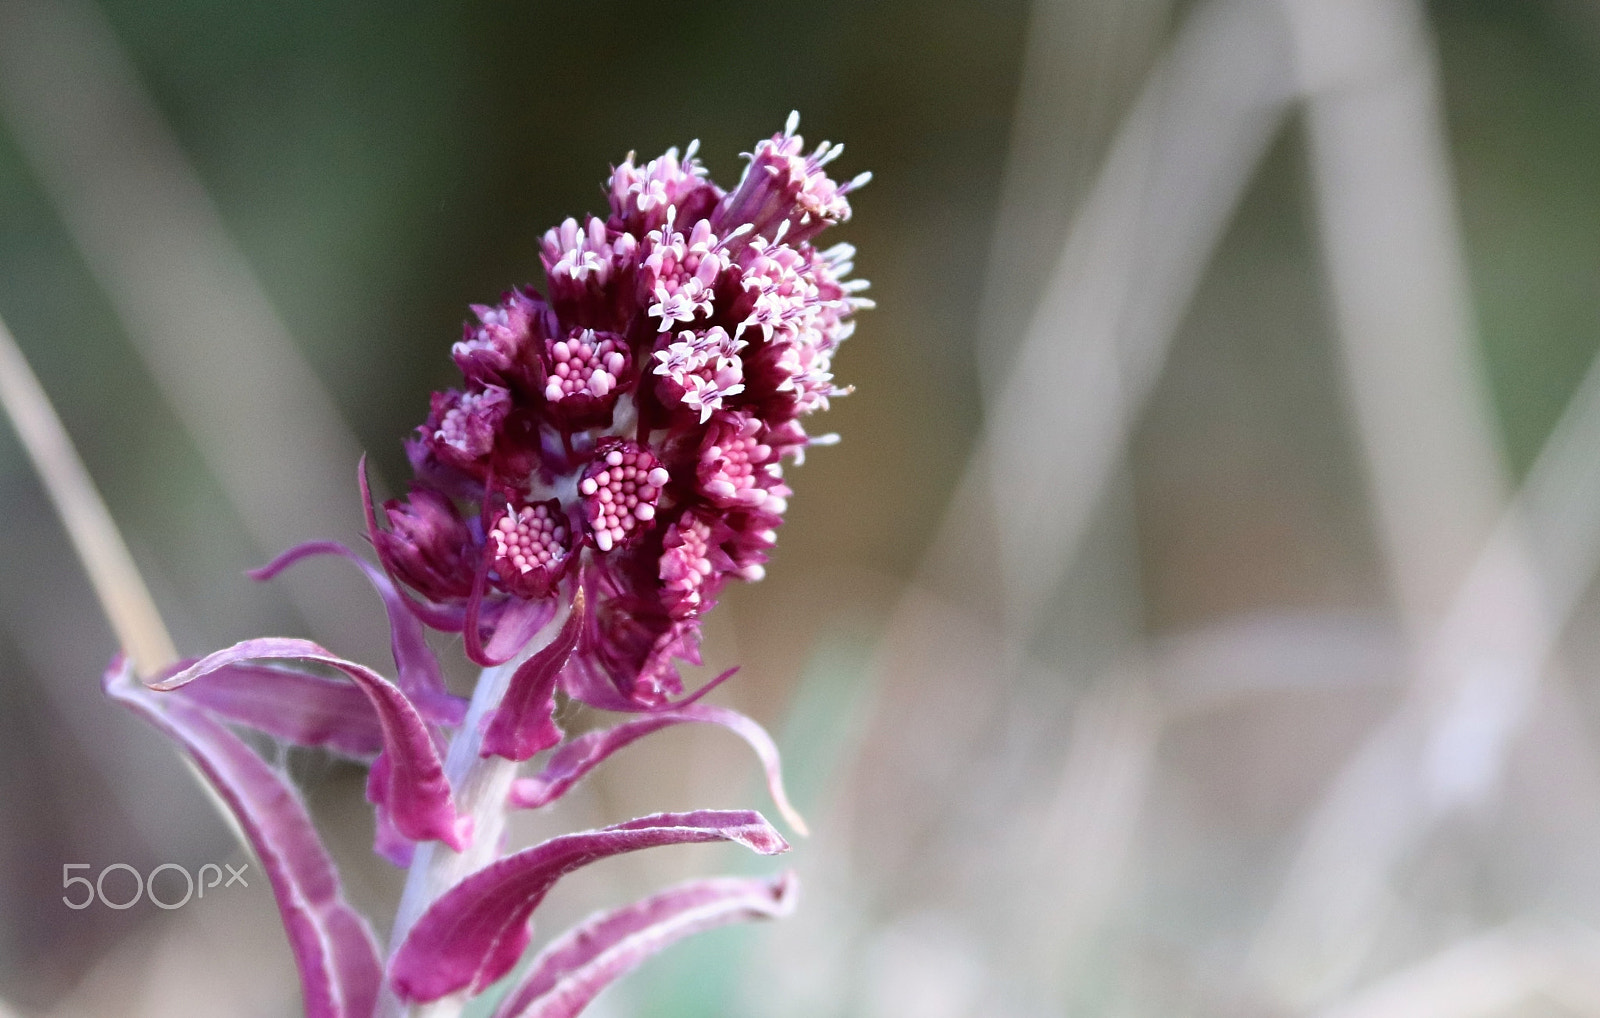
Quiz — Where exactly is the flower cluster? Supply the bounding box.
[376,110,871,708]
[104,114,866,1018]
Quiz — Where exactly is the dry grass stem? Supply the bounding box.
[0,312,176,677]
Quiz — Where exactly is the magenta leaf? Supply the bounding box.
[389,810,789,1002]
[491,872,799,1018]
[366,753,417,867]
[169,660,384,758]
[250,539,467,727]
[105,656,382,1018]
[557,659,740,715]
[481,592,585,761]
[508,704,807,834]
[151,638,470,851]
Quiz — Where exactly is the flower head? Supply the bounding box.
[453,287,545,389]
[540,327,632,429]
[371,486,477,604]
[488,498,574,599]
[368,113,870,707]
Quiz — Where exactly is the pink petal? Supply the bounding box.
[250,539,467,727]
[492,872,799,1018]
[151,638,470,851]
[508,704,807,835]
[389,810,789,1002]
[480,592,584,762]
[105,656,382,1018]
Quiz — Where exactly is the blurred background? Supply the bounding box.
[4,0,1600,1015]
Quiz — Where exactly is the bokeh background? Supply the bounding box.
[4,0,1600,1015]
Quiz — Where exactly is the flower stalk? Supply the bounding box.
[381,603,573,1018]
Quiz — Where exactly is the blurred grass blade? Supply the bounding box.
[973,0,1170,397]
[1015,673,1159,997]
[1284,0,1507,634]
[0,318,247,860]
[0,0,383,653]
[0,311,176,677]
[972,0,1294,635]
[1248,0,1559,1003]
[1314,923,1600,1018]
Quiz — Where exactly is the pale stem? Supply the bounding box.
[377,599,573,1018]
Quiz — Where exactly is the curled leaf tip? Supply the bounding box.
[481,588,586,762]
[507,703,808,836]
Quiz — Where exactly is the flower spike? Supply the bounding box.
[107,117,867,1018]
[356,116,869,707]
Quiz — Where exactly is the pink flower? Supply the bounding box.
[365,112,871,706]
[696,413,791,510]
[539,327,632,429]
[714,110,872,245]
[488,498,575,600]
[578,441,669,553]
[608,141,718,235]
[452,287,545,389]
